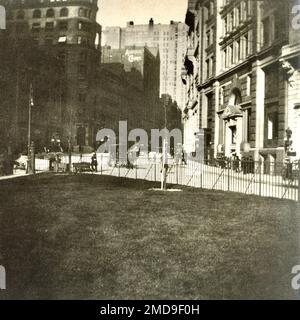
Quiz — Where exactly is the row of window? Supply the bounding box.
[223,1,251,35]
[222,32,252,69]
[31,35,93,46]
[30,20,92,32]
[15,7,92,20]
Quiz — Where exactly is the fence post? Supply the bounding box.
[298,160,300,203]
[118,164,120,177]
[135,165,137,180]
[176,163,179,185]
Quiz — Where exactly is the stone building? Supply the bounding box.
[182,0,300,165]
[2,0,102,152]
[0,0,162,154]
[103,20,188,111]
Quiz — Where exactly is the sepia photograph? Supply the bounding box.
[0,0,300,305]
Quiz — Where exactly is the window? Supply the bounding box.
[262,17,270,46]
[229,44,234,65]
[16,10,25,19]
[246,75,251,96]
[16,23,26,33]
[78,93,87,103]
[223,48,227,68]
[46,9,55,18]
[45,22,54,31]
[219,87,224,105]
[80,51,88,62]
[244,34,248,57]
[60,8,68,17]
[224,16,227,35]
[33,9,41,19]
[210,1,214,16]
[58,21,68,31]
[236,7,240,25]
[236,39,241,61]
[206,31,210,48]
[32,22,41,32]
[230,126,237,144]
[241,1,246,21]
[45,37,53,46]
[206,59,210,79]
[79,8,89,17]
[267,112,278,140]
[230,11,234,30]
[58,36,67,43]
[78,21,91,32]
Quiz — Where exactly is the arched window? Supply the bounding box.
[46,9,55,18]
[33,9,41,19]
[60,8,68,17]
[78,8,84,17]
[16,10,25,20]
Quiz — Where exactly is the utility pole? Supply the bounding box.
[27,83,32,156]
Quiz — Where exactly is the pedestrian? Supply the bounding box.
[91,152,98,172]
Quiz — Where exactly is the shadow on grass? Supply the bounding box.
[0,173,299,299]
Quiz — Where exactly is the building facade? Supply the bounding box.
[103,20,188,111]
[2,0,102,152]
[1,0,162,154]
[97,45,162,135]
[182,0,300,165]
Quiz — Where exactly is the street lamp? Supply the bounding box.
[27,83,35,174]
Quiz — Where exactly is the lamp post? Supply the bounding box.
[27,83,35,174]
[161,96,170,190]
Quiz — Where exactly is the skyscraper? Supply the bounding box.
[103,19,188,111]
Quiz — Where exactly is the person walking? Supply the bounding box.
[91,153,98,172]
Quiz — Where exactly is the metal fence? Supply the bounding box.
[21,153,300,202]
[86,155,300,202]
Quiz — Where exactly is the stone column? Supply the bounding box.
[253,62,265,161]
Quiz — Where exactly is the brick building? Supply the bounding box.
[182,0,300,165]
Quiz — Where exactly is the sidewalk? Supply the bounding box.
[0,170,28,181]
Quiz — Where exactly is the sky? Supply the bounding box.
[97,0,187,28]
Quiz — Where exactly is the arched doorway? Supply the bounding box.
[222,88,243,158]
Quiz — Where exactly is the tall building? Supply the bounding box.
[101,45,162,133]
[0,0,162,154]
[103,19,188,111]
[3,0,102,151]
[182,0,300,167]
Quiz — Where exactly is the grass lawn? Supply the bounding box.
[0,173,299,299]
